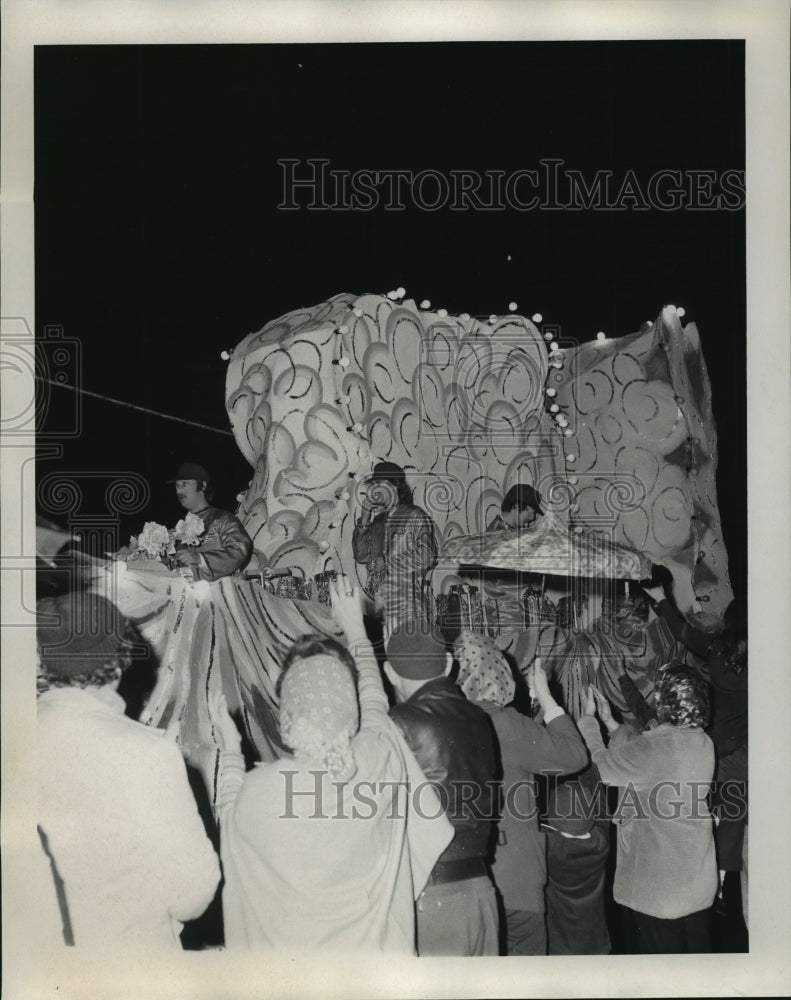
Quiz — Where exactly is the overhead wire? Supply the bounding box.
[36,376,234,437]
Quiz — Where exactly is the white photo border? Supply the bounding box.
[2,2,789,997]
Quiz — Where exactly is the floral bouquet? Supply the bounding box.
[172,512,205,548]
[116,521,173,562]
[116,513,205,570]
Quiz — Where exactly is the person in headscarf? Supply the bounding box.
[642,583,748,902]
[453,630,588,956]
[352,462,438,639]
[207,576,453,952]
[579,666,718,953]
[36,591,220,949]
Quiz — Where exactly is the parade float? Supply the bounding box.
[95,291,733,759]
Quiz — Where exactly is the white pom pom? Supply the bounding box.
[677,307,686,318]
[544,331,554,341]
[596,331,606,341]
[546,388,557,398]
[420,299,431,309]
[460,312,470,322]
[352,422,363,433]
[489,314,498,324]
[396,286,406,298]
[338,324,350,335]
[550,404,559,413]
[550,342,558,352]
[438,308,448,318]
[532,313,543,323]
[508,301,518,312]
[574,525,584,535]
[319,540,330,551]
[341,492,350,502]
[566,453,576,463]
[568,476,578,485]
[220,350,230,361]
[353,307,363,317]
[506,255,512,261]
[387,290,399,300]
[552,361,563,369]
[564,428,573,437]
[338,356,350,368]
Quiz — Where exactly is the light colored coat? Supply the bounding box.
[217,634,453,951]
[578,717,718,919]
[37,686,221,948]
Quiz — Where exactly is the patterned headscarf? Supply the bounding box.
[279,654,360,781]
[454,630,515,708]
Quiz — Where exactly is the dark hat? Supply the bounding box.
[370,461,406,485]
[386,619,448,680]
[37,592,128,677]
[168,461,211,485]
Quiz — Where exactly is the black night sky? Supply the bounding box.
[34,41,746,596]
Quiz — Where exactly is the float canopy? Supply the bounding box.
[441,516,652,581]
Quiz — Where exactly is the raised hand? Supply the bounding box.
[591,685,615,728]
[582,684,597,717]
[590,684,620,733]
[329,574,366,639]
[526,657,558,715]
[207,688,242,755]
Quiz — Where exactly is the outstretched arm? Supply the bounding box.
[642,584,713,658]
[578,685,648,787]
[510,658,589,774]
[507,710,589,776]
[330,575,389,730]
[618,671,658,730]
[203,689,245,826]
